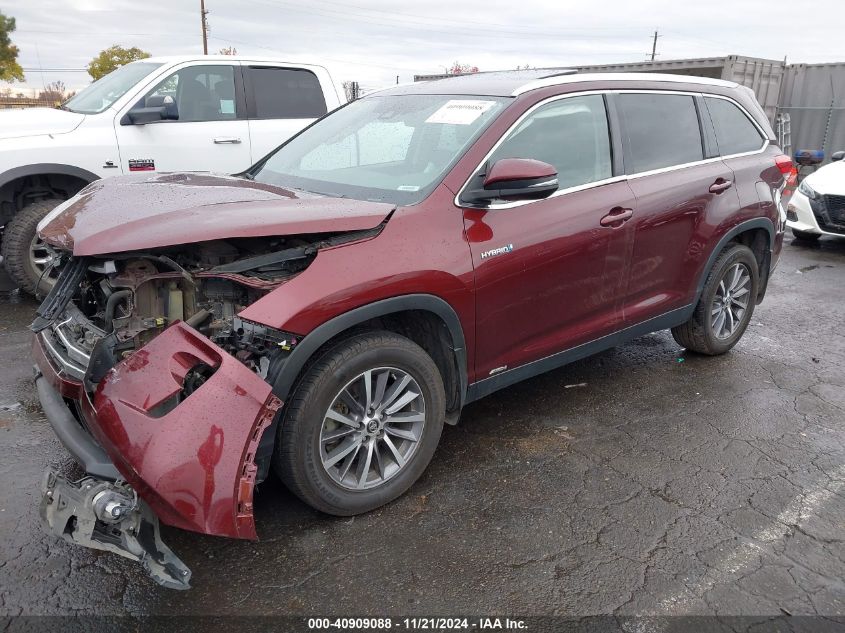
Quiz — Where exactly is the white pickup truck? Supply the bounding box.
[0,55,344,294]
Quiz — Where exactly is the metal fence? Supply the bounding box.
[0,98,61,109]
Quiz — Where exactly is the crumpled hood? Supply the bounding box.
[804,161,845,195]
[0,107,85,140]
[39,172,396,256]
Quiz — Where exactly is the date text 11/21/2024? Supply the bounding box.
[306,618,528,630]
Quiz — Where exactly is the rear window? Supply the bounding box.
[245,66,327,119]
[619,93,704,174]
[704,97,765,156]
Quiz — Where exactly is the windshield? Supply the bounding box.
[252,94,509,205]
[63,62,164,114]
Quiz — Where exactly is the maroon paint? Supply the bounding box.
[483,158,557,187]
[34,76,788,539]
[463,181,633,379]
[38,172,394,256]
[78,322,279,539]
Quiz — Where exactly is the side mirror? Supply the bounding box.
[120,95,178,125]
[832,151,845,162]
[463,158,558,206]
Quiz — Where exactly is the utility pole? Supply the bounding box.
[200,0,209,55]
[649,29,661,62]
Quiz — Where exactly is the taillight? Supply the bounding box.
[775,154,798,193]
[775,154,798,187]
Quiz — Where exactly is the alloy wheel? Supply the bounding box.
[710,262,751,339]
[320,367,426,490]
[28,234,61,290]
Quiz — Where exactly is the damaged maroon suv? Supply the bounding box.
[33,70,790,588]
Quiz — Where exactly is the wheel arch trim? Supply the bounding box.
[270,294,468,406]
[693,217,775,303]
[0,163,100,191]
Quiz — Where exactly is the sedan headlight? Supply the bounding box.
[798,180,818,200]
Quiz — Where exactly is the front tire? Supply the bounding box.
[1,198,65,296]
[671,243,759,355]
[273,331,446,516]
[791,228,821,242]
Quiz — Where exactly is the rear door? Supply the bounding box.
[243,65,329,162]
[114,63,252,174]
[460,93,636,380]
[702,94,770,220]
[616,91,741,325]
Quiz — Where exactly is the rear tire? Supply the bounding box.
[1,198,64,296]
[273,331,446,516]
[791,228,821,242]
[671,243,759,355]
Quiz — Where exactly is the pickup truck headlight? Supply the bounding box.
[798,180,818,200]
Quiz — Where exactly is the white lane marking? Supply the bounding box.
[647,463,845,621]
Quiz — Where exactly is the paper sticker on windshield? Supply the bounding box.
[425,100,496,125]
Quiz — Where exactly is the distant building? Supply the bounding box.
[414,55,845,162]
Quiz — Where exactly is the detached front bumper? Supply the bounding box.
[33,320,282,586]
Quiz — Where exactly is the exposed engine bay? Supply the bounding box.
[32,228,378,387]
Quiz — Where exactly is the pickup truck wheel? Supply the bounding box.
[1,198,64,296]
[671,243,759,355]
[274,331,446,516]
[791,229,821,242]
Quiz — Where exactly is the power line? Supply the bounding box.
[242,0,645,41]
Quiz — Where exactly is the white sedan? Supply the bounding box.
[787,150,845,241]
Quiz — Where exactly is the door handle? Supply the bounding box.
[213,136,242,144]
[600,207,633,228]
[709,178,733,194]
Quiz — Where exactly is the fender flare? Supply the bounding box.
[0,163,100,191]
[270,294,468,406]
[693,217,775,303]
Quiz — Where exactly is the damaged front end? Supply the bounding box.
[31,230,373,588]
[40,473,192,589]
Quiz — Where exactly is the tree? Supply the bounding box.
[447,61,479,75]
[0,12,24,82]
[39,80,66,103]
[218,46,238,55]
[87,45,151,81]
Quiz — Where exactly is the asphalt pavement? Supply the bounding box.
[0,238,843,623]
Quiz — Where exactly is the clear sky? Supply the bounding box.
[4,0,845,94]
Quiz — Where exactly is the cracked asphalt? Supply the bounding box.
[0,238,843,621]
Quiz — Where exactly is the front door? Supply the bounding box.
[114,63,252,175]
[460,94,635,381]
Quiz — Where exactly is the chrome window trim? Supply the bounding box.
[454,88,769,211]
[698,91,769,157]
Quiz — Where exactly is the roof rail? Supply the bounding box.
[513,72,739,96]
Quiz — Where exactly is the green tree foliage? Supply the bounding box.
[87,45,151,81]
[0,12,24,83]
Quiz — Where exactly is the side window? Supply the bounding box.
[140,65,237,122]
[245,67,327,119]
[487,95,612,190]
[619,93,703,173]
[704,97,765,156]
